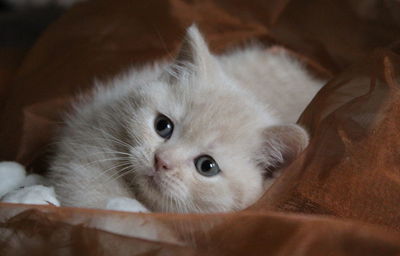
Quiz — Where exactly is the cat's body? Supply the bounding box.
[49,26,322,213]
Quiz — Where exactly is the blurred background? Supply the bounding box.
[0,1,63,82]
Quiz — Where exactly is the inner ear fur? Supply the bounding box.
[163,24,216,82]
[260,124,309,179]
[175,24,212,66]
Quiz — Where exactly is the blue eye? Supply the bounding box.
[194,155,220,177]
[154,114,174,139]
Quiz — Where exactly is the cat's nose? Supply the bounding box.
[154,154,171,171]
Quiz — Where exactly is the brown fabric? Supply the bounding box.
[1,0,400,255]
[256,46,400,229]
[1,204,400,256]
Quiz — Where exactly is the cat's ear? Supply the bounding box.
[165,24,216,80]
[176,24,212,65]
[258,124,309,182]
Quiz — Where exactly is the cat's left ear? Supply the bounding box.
[258,124,309,182]
[176,24,213,65]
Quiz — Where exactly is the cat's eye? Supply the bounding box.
[154,114,174,139]
[194,155,220,177]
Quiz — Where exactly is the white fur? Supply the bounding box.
[49,25,322,213]
[219,46,322,122]
[106,197,150,213]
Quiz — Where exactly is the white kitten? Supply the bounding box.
[49,25,321,213]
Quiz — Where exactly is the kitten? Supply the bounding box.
[49,25,322,213]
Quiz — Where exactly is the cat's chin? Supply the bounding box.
[143,175,162,193]
[135,174,164,202]
[135,174,186,213]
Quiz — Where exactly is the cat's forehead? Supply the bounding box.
[171,86,274,149]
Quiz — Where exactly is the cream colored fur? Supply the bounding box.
[49,25,322,213]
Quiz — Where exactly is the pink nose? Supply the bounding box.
[154,154,171,171]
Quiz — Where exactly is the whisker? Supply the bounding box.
[91,162,132,182]
[104,166,134,184]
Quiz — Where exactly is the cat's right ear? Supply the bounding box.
[257,124,309,184]
[164,24,216,81]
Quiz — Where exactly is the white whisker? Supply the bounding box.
[104,166,134,184]
[91,162,132,182]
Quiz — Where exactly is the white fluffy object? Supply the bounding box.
[0,161,60,206]
[0,161,26,198]
[2,185,60,206]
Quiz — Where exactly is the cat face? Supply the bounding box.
[125,77,274,213]
[116,26,309,213]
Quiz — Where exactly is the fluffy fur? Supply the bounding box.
[49,25,322,213]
